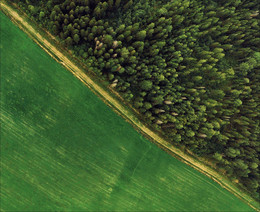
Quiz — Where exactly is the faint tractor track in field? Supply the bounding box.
[1,2,259,211]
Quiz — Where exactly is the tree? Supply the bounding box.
[186,130,195,137]
[140,80,153,91]
[120,47,130,59]
[73,34,80,43]
[65,36,73,46]
[103,34,113,46]
[115,0,121,8]
[213,153,223,161]
[135,30,146,41]
[173,134,182,143]
[28,5,37,15]
[39,11,45,20]
[123,0,133,10]
[133,41,144,52]
[151,95,164,105]
[93,6,101,18]
[226,148,240,158]
[108,0,114,10]
[234,159,248,170]
[143,102,152,110]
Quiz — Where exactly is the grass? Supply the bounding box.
[0,11,256,211]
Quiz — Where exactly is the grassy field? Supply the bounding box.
[0,12,255,211]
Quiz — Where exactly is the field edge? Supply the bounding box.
[1,1,259,211]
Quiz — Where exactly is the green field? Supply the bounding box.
[0,12,254,211]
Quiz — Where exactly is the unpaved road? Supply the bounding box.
[1,2,259,211]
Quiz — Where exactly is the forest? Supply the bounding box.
[12,0,259,200]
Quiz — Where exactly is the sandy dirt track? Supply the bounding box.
[1,2,259,211]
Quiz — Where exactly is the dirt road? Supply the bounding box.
[1,2,258,211]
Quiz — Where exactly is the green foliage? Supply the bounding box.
[120,47,130,59]
[73,34,80,43]
[186,130,195,137]
[39,11,45,20]
[103,35,113,46]
[28,5,37,15]
[140,80,153,91]
[213,153,223,161]
[17,0,260,200]
[135,30,146,41]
